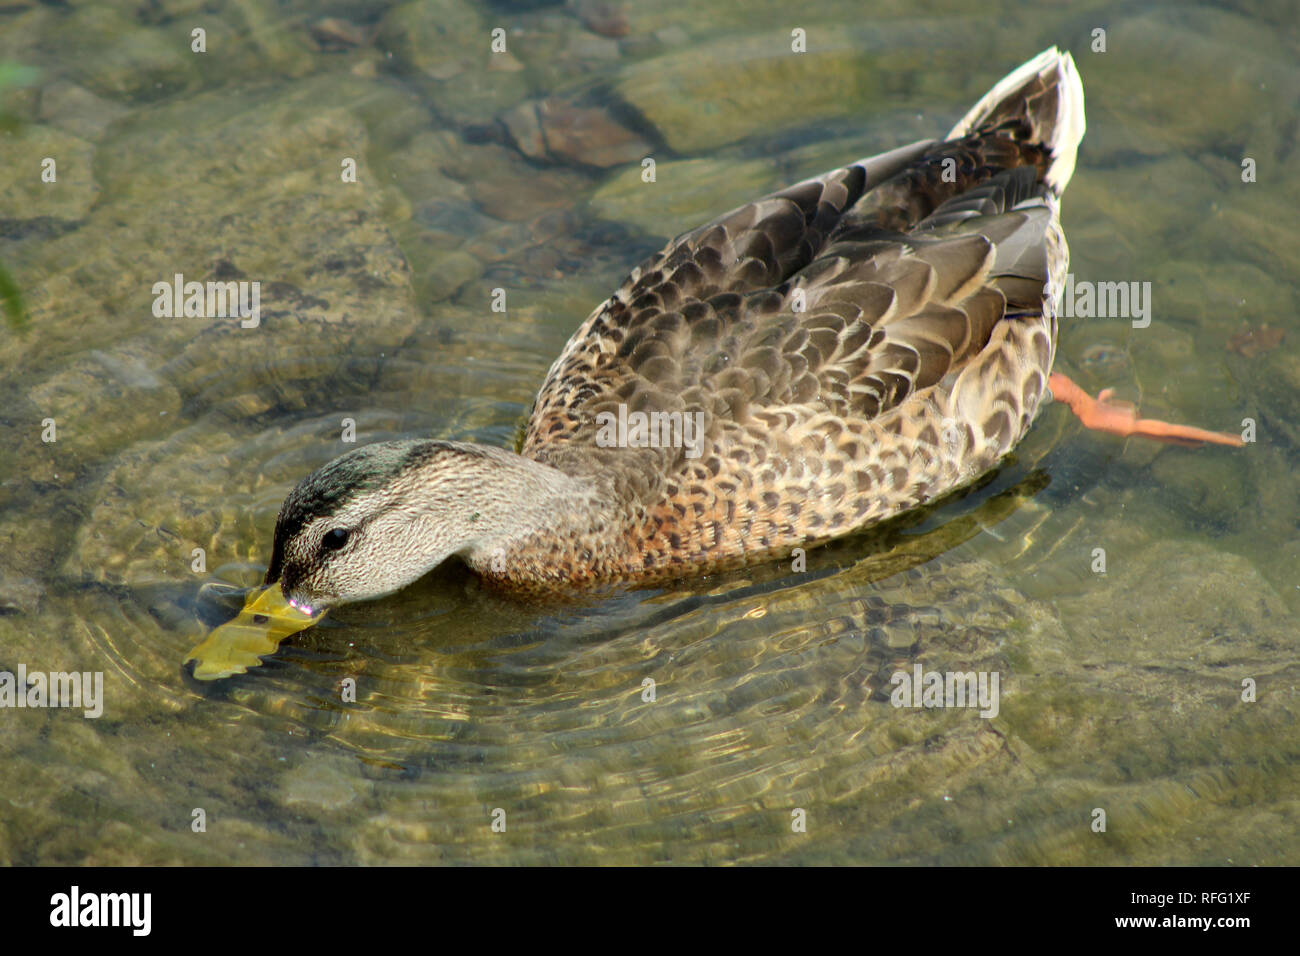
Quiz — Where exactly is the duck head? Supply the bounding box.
[186,438,582,679]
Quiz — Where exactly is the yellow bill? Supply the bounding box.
[185,584,327,681]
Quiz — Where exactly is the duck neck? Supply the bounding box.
[456,445,608,585]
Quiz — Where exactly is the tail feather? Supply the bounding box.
[839,48,1085,238]
[947,46,1086,195]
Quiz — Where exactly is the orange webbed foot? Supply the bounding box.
[1048,373,1244,448]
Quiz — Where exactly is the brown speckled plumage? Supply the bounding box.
[498,48,1085,589]
[264,49,1086,607]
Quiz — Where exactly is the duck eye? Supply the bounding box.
[323,528,350,550]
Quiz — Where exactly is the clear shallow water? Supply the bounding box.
[1,0,1297,865]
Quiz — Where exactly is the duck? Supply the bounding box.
[186,47,1242,679]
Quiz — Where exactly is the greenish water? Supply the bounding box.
[1,0,1297,865]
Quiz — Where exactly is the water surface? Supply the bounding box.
[1,0,1297,865]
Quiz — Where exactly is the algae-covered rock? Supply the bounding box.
[7,73,420,377]
[422,248,484,302]
[439,139,590,222]
[564,29,621,62]
[377,0,486,79]
[26,345,183,470]
[0,124,97,223]
[377,0,531,125]
[1080,7,1300,162]
[200,0,317,80]
[617,33,881,153]
[1065,155,1222,278]
[0,7,51,64]
[1050,537,1288,668]
[385,129,471,210]
[1147,446,1255,530]
[36,80,127,142]
[1148,260,1294,334]
[61,416,351,590]
[588,155,780,237]
[41,6,199,101]
[1,73,423,602]
[281,755,370,811]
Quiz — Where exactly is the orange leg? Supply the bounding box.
[1048,373,1244,448]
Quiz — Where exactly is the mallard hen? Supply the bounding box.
[186,47,1239,679]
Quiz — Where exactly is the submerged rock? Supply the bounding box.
[377,0,531,125]
[502,100,547,160]
[39,5,199,101]
[588,155,779,237]
[281,756,369,811]
[3,74,423,597]
[37,81,127,143]
[617,33,880,153]
[564,30,622,62]
[569,0,629,38]
[1081,7,1300,162]
[505,96,652,168]
[0,124,97,223]
[0,571,43,617]
[26,345,183,473]
[442,139,589,221]
[309,17,371,52]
